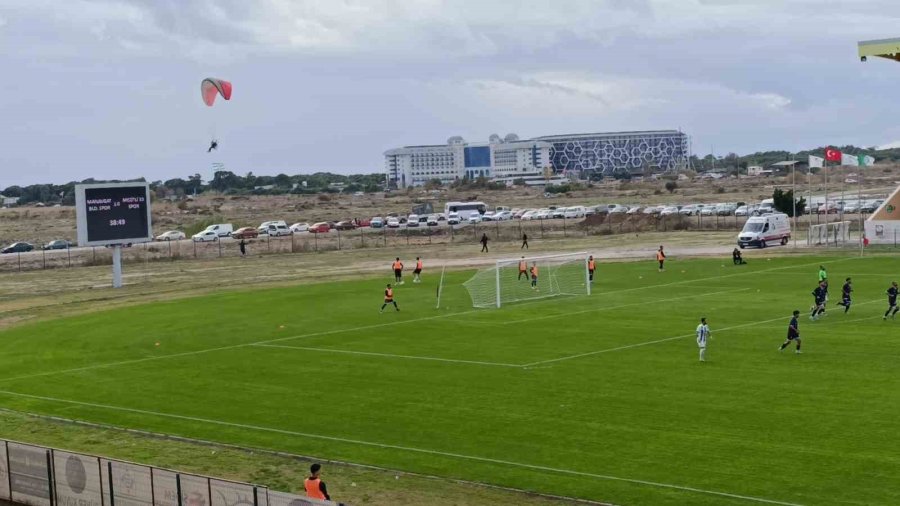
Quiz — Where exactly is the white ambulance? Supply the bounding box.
[737,213,791,248]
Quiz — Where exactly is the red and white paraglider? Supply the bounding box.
[201,78,232,152]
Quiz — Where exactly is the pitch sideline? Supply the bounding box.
[0,390,804,506]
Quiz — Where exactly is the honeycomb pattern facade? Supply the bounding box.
[536,131,689,176]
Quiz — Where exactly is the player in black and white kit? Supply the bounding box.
[884,282,899,320]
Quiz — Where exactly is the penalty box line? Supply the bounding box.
[0,390,804,506]
[520,299,885,368]
[0,257,864,384]
[252,288,750,368]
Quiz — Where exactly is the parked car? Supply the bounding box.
[289,222,309,233]
[418,215,429,224]
[493,210,513,221]
[860,201,879,213]
[481,211,496,221]
[534,209,552,220]
[261,223,292,236]
[43,240,73,250]
[191,230,219,242]
[155,230,185,241]
[202,223,233,237]
[386,217,401,228]
[734,205,750,217]
[679,204,698,216]
[2,242,34,254]
[564,206,586,219]
[369,217,384,229]
[699,206,716,216]
[520,210,536,220]
[660,206,680,217]
[716,203,737,216]
[816,203,840,215]
[446,213,461,225]
[642,206,659,215]
[468,213,482,224]
[551,208,566,219]
[608,205,629,214]
[406,214,420,227]
[231,227,259,239]
[426,215,439,226]
[309,222,331,233]
[842,202,860,214]
[626,206,642,215]
[334,221,357,231]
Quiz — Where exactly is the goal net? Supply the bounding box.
[463,252,591,308]
[808,221,851,246]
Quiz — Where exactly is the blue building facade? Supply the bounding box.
[534,130,689,177]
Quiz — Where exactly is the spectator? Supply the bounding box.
[480,233,489,253]
[239,239,246,257]
[304,463,330,501]
[732,247,745,265]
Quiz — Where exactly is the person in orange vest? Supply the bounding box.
[530,262,539,290]
[391,257,404,284]
[588,255,596,283]
[413,257,423,283]
[517,256,528,280]
[304,463,331,501]
[656,245,666,272]
[380,283,399,313]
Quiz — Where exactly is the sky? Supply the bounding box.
[2,0,900,188]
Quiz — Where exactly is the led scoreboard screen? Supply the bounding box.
[75,183,153,246]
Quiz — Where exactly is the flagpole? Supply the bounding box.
[859,163,864,257]
[824,159,828,227]
[792,159,797,248]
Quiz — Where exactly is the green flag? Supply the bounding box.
[858,154,875,166]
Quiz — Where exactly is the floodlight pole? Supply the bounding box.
[791,160,797,248]
[112,245,123,289]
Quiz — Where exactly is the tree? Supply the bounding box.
[424,178,443,190]
[772,188,806,217]
[665,181,678,193]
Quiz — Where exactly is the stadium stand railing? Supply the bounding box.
[0,438,342,506]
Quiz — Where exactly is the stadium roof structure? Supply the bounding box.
[858,38,900,62]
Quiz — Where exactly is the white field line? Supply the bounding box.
[0,390,803,506]
[0,309,483,384]
[254,288,749,367]
[254,344,522,367]
[506,288,750,325]
[522,299,885,368]
[0,257,859,384]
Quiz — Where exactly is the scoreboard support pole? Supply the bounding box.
[112,245,123,288]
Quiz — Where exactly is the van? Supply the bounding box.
[262,223,292,236]
[564,206,585,219]
[738,213,791,248]
[203,223,233,237]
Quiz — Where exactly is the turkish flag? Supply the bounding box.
[824,147,842,162]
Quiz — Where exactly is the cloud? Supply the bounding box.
[5,0,900,64]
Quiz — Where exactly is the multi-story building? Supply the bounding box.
[384,135,551,189]
[384,130,688,188]
[534,130,689,178]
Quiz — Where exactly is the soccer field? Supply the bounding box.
[1,254,899,505]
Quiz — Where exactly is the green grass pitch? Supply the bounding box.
[2,255,900,505]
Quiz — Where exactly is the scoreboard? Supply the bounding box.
[75,183,153,246]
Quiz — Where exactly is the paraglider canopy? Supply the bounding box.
[201,78,232,106]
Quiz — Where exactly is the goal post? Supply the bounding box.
[808,221,852,246]
[463,252,592,308]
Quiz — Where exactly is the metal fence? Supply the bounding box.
[0,439,338,506]
[0,212,887,273]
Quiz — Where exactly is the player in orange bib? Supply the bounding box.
[380,283,399,313]
[588,255,596,283]
[413,257,423,283]
[656,245,666,272]
[391,257,404,284]
[518,257,528,280]
[530,263,539,289]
